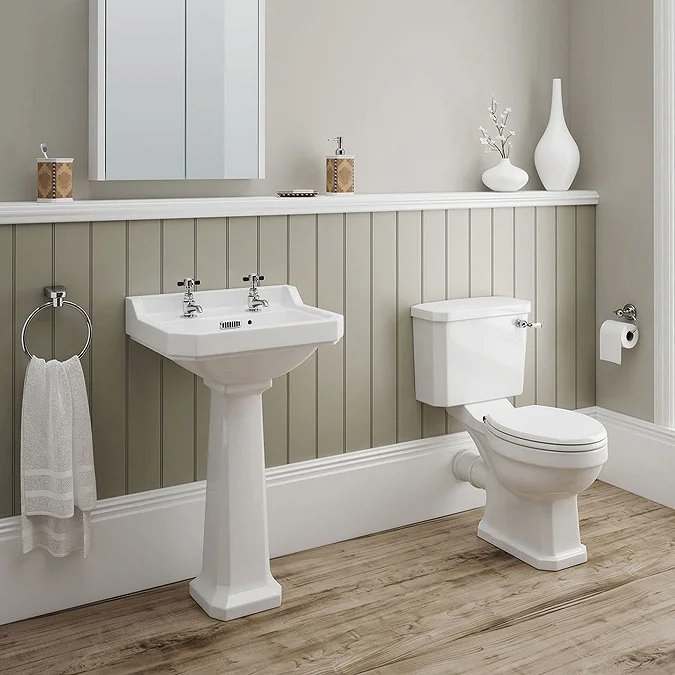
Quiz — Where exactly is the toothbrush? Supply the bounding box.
[40,143,49,159]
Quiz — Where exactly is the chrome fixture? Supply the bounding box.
[243,273,269,312]
[178,278,203,318]
[515,319,542,329]
[21,285,92,360]
[614,303,637,324]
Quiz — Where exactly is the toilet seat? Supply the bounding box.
[484,405,608,469]
[485,405,607,449]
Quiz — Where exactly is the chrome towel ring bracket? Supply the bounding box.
[21,285,92,360]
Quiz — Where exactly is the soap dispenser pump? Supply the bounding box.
[326,136,355,194]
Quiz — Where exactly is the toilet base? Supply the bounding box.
[477,521,587,571]
[477,482,589,571]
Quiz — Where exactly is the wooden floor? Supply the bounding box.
[1,482,674,675]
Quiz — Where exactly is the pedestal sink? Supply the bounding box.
[125,284,343,620]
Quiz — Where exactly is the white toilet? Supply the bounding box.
[411,296,608,571]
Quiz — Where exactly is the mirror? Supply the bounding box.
[89,0,264,181]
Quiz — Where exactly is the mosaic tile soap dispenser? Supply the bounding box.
[326,136,355,194]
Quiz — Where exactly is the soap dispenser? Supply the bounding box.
[326,137,355,194]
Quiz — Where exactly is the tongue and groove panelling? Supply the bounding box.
[0,205,596,517]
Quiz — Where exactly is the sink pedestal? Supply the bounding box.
[189,379,282,621]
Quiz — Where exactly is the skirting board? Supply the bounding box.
[584,406,675,510]
[0,433,483,626]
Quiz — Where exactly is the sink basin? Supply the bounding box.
[125,285,343,383]
[125,284,343,621]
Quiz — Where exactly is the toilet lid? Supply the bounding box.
[484,405,607,450]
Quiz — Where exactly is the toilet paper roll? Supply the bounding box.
[599,320,639,364]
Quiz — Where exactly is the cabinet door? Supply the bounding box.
[105,0,185,180]
[186,0,262,178]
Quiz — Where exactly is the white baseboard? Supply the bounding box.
[583,406,675,510]
[0,433,482,626]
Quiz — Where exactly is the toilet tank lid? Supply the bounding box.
[410,296,531,322]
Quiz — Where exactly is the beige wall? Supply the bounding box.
[570,1,654,422]
[0,0,570,201]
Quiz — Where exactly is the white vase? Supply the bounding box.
[534,78,580,191]
[481,158,529,192]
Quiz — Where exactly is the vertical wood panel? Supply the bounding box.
[421,211,447,438]
[259,216,289,467]
[195,218,228,479]
[447,210,470,299]
[371,212,397,448]
[127,221,162,493]
[161,219,195,487]
[446,209,470,432]
[492,208,515,297]
[91,222,127,499]
[535,207,557,406]
[54,224,91,387]
[514,208,536,407]
[397,211,422,443]
[0,227,13,517]
[556,207,577,409]
[288,215,317,462]
[470,209,492,296]
[317,214,344,457]
[345,213,371,452]
[576,206,596,408]
[14,225,54,512]
[493,209,515,405]
[227,216,258,288]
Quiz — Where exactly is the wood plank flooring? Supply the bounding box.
[1,482,674,674]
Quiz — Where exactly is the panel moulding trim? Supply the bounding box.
[0,190,599,225]
[583,406,675,510]
[0,433,483,625]
[654,0,675,427]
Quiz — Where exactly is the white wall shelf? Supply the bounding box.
[0,190,599,225]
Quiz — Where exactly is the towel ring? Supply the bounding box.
[21,300,92,360]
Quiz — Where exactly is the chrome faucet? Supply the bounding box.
[243,273,269,311]
[177,278,203,318]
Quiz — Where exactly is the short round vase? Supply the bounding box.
[481,158,529,192]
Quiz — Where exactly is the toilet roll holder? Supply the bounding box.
[613,303,637,324]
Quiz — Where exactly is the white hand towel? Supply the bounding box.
[21,358,74,518]
[21,356,98,558]
[63,356,97,513]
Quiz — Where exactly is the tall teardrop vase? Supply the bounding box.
[534,78,580,191]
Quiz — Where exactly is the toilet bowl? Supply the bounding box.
[410,296,608,571]
[449,400,607,570]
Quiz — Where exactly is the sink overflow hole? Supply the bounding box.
[219,320,241,330]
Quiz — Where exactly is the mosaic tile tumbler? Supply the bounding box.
[37,158,73,202]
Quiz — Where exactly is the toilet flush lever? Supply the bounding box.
[515,319,542,329]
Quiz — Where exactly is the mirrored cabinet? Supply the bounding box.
[89,0,264,181]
